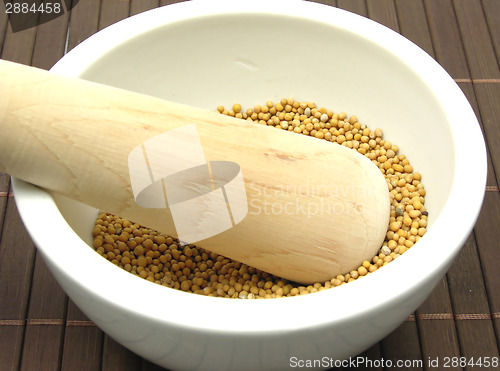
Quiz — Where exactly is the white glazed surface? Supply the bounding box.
[12,0,486,370]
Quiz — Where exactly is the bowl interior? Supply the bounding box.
[76,11,455,221]
[54,7,455,248]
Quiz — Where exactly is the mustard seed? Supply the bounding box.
[93,99,427,299]
[357,266,368,276]
[134,245,144,256]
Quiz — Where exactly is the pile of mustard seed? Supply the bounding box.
[92,98,427,299]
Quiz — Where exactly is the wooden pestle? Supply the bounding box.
[0,60,390,284]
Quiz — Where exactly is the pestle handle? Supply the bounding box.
[0,60,390,284]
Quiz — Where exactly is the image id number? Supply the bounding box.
[442,356,498,368]
[5,2,62,14]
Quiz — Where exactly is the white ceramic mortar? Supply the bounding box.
[12,0,486,370]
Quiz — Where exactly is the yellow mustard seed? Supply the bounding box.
[93,99,427,299]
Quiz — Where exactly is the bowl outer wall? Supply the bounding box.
[11,0,487,364]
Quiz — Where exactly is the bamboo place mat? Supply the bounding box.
[0,0,499,370]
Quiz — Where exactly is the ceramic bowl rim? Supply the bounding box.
[12,0,486,334]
